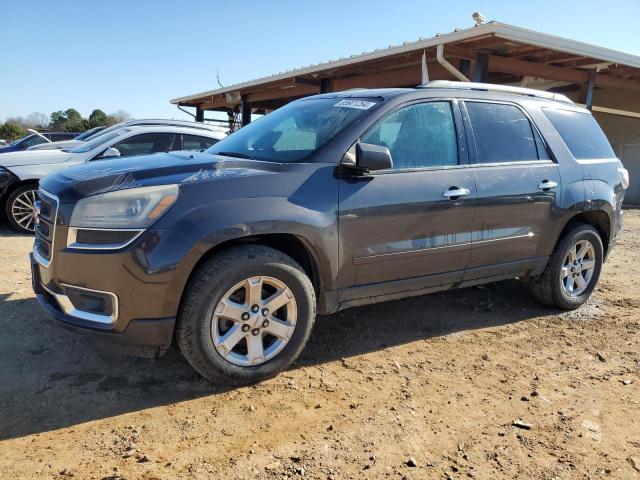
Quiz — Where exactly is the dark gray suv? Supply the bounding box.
[30,81,629,384]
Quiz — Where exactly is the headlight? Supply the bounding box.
[70,185,179,229]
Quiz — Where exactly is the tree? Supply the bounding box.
[50,111,67,130]
[4,116,29,130]
[25,112,48,129]
[0,122,26,142]
[88,109,108,128]
[106,110,132,126]
[64,108,82,123]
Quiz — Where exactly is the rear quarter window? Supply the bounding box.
[543,108,615,160]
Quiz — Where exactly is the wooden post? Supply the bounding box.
[585,71,596,111]
[459,59,471,78]
[195,107,204,122]
[241,96,251,127]
[473,52,489,82]
[320,78,332,94]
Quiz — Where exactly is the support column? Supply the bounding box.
[241,96,251,127]
[320,78,332,94]
[195,107,204,122]
[585,71,596,111]
[473,52,489,83]
[459,59,471,78]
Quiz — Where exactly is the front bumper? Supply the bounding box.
[31,253,175,357]
[29,220,201,356]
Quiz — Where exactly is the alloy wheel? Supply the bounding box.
[560,239,596,297]
[211,275,297,367]
[11,189,38,232]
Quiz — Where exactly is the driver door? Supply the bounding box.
[337,100,476,303]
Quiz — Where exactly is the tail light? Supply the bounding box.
[619,167,629,189]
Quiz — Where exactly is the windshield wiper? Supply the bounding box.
[216,151,256,160]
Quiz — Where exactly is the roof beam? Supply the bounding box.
[331,62,453,90]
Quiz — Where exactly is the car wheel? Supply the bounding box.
[5,185,38,234]
[176,245,316,384]
[529,223,603,310]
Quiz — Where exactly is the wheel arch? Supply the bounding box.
[180,233,328,313]
[557,209,612,258]
[4,178,39,198]
[2,179,39,224]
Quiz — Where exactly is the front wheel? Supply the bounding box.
[529,223,603,310]
[176,245,316,384]
[5,185,39,234]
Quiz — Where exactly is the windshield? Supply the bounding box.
[206,97,380,162]
[69,129,127,153]
[75,126,105,141]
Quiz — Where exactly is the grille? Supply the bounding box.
[36,238,50,258]
[36,221,50,240]
[34,190,58,264]
[74,229,139,245]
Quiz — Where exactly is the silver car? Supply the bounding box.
[0,125,226,233]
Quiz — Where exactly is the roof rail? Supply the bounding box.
[419,80,574,104]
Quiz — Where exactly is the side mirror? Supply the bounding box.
[354,142,392,172]
[101,147,121,158]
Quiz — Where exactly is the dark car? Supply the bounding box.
[30,81,629,384]
[0,131,79,154]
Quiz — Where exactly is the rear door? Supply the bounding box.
[338,100,476,302]
[461,100,561,280]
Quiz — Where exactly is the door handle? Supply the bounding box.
[538,180,558,191]
[442,187,470,199]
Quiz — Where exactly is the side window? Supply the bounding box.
[465,102,540,163]
[361,101,458,169]
[542,108,615,159]
[21,135,45,149]
[181,134,218,151]
[110,133,177,157]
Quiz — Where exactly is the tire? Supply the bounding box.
[176,245,316,384]
[5,184,38,234]
[529,223,603,310]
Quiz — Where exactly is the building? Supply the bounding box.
[170,21,640,204]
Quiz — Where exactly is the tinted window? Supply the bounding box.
[21,135,46,148]
[543,108,615,159]
[111,133,177,157]
[362,101,458,169]
[70,129,127,153]
[206,97,379,163]
[466,102,539,163]
[182,134,218,151]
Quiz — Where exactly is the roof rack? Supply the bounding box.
[419,80,574,104]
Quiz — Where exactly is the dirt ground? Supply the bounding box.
[0,212,638,480]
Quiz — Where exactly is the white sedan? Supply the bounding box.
[0,125,226,233]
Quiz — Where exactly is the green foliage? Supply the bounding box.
[0,122,26,142]
[4,108,131,138]
[88,109,108,128]
[49,111,67,130]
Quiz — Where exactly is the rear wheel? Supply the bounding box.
[529,223,603,310]
[176,245,316,384]
[5,185,38,234]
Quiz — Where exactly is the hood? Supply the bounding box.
[40,151,284,203]
[28,139,83,151]
[0,149,74,168]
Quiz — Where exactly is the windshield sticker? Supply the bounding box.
[334,99,376,110]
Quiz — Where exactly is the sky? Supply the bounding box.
[1,0,639,123]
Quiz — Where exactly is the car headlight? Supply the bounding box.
[70,184,179,229]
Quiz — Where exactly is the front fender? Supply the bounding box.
[156,163,339,304]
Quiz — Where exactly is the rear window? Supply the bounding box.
[543,108,615,159]
[465,102,540,163]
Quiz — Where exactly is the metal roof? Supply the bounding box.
[171,21,640,105]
